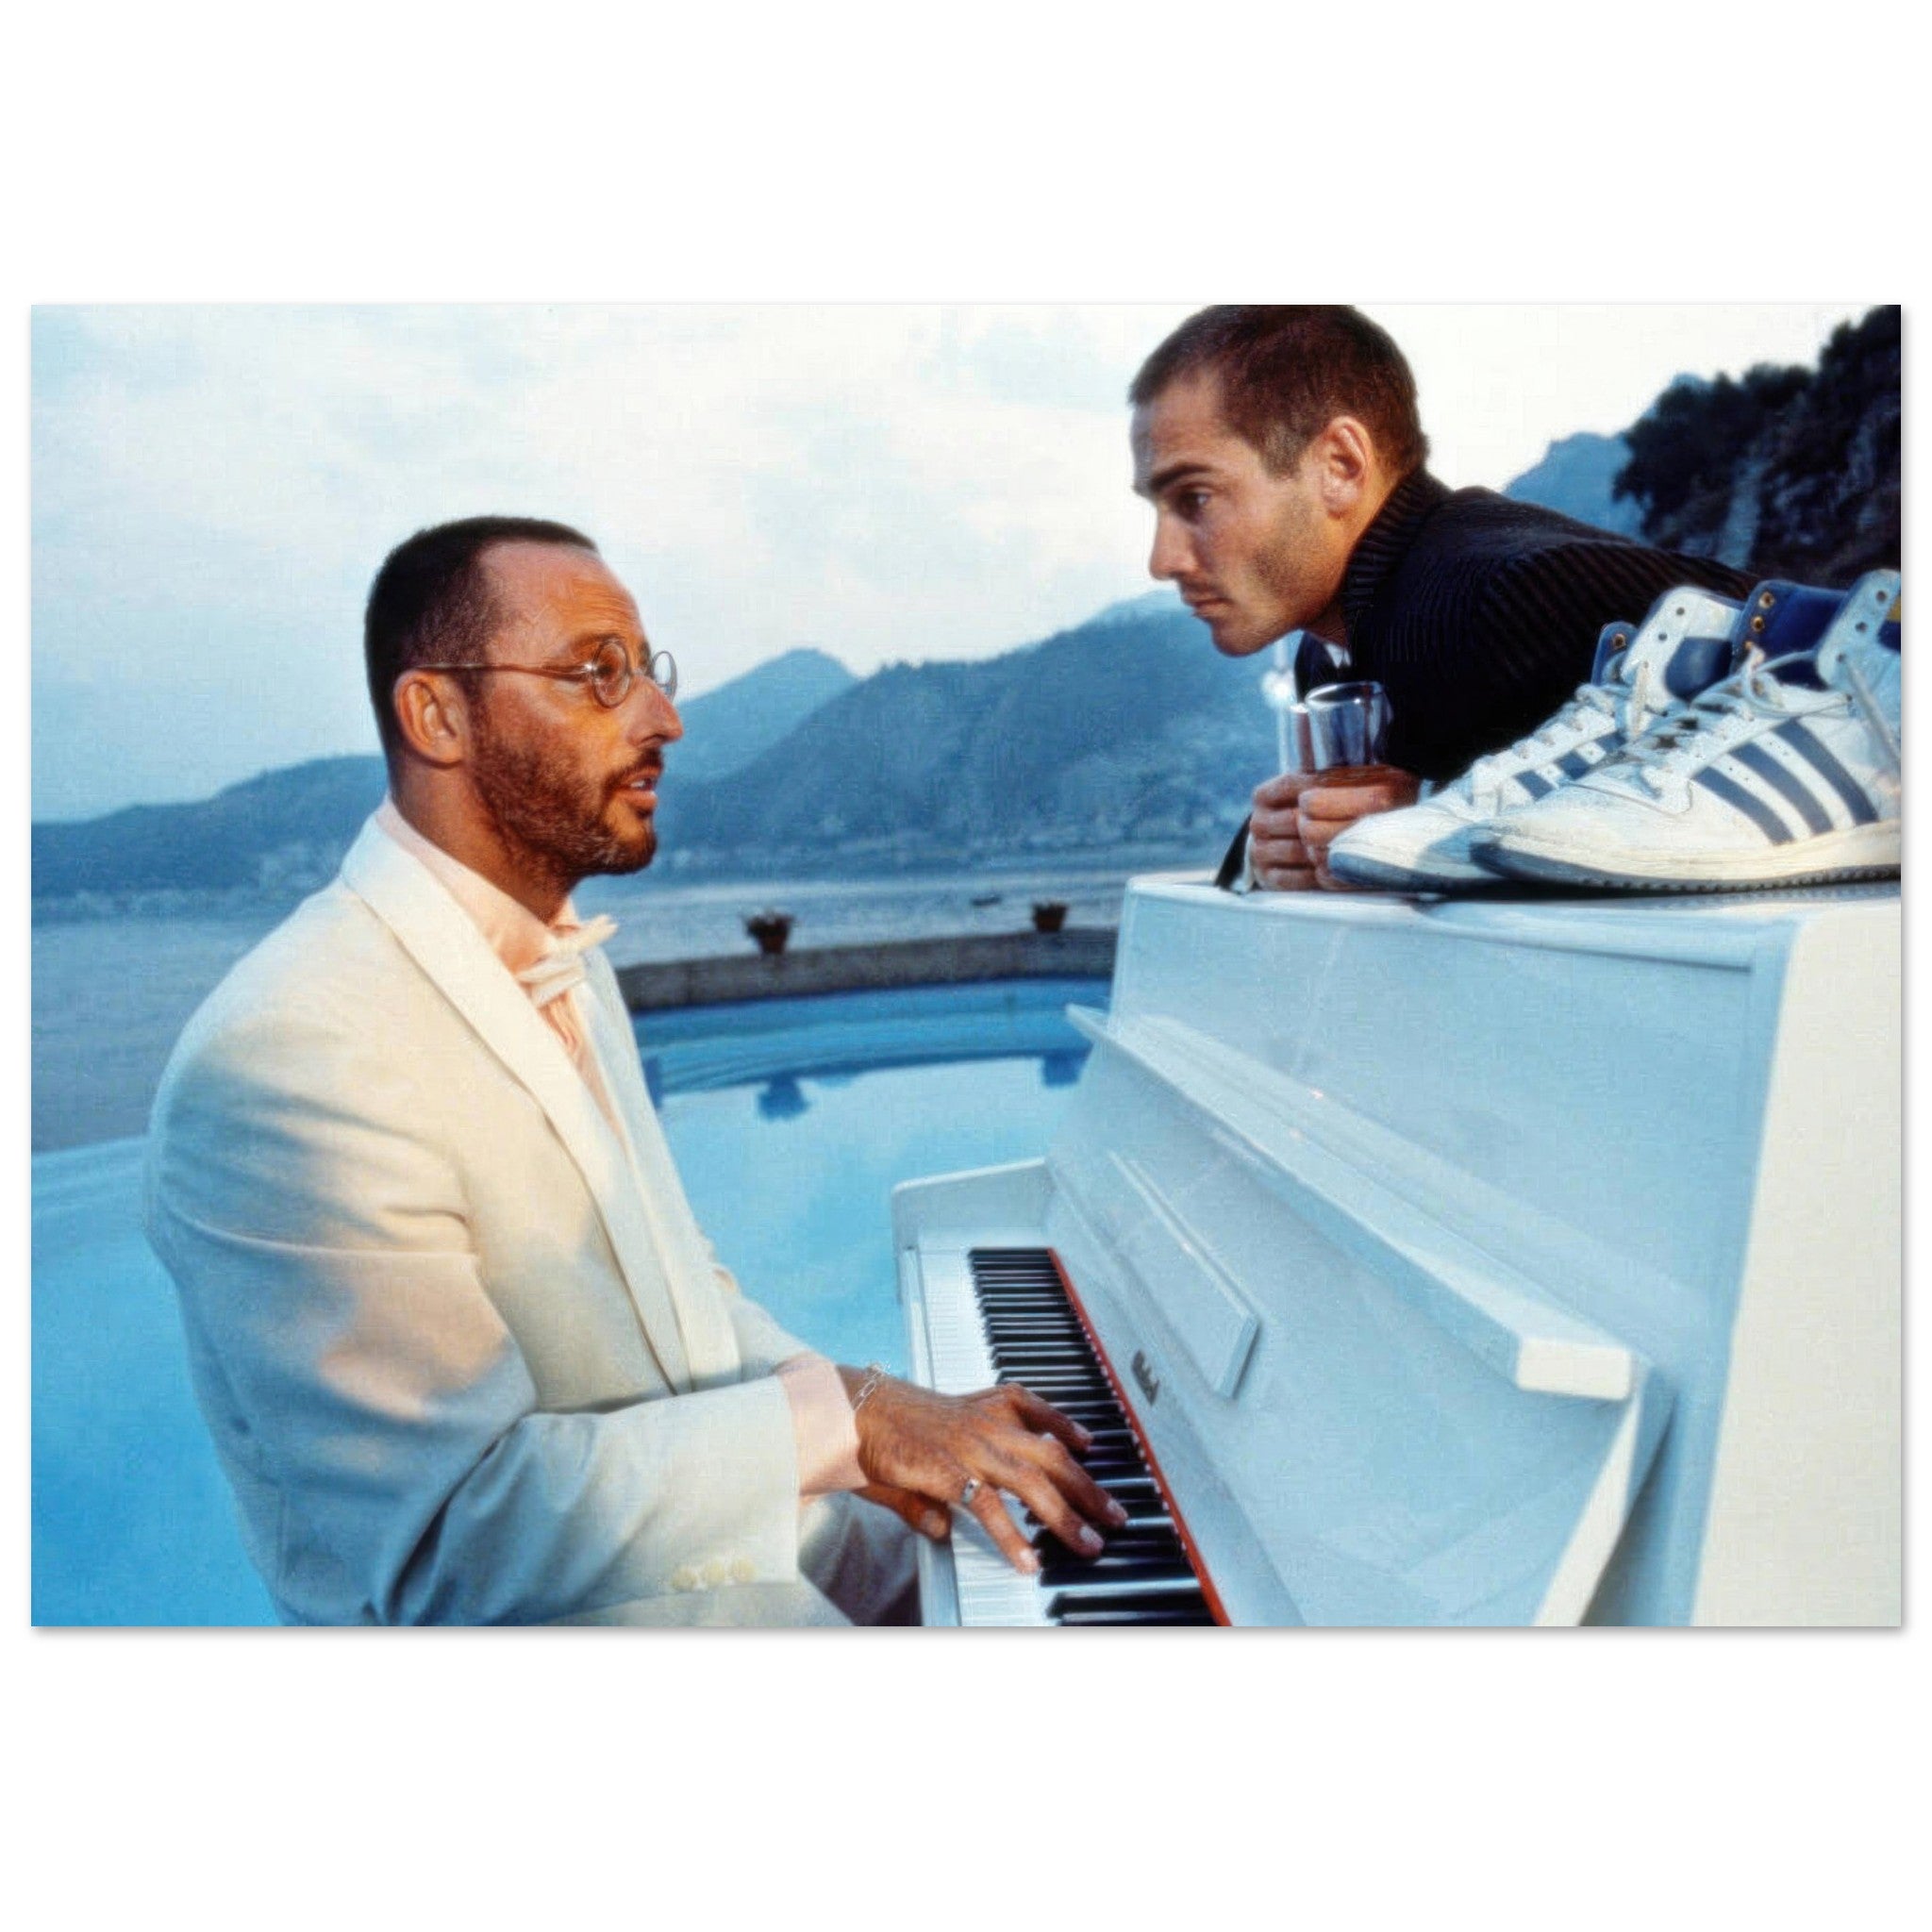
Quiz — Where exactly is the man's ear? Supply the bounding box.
[391,670,470,768]
[1307,415,1377,513]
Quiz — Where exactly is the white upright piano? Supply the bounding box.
[896,878,1901,1626]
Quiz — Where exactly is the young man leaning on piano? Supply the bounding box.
[143,515,1126,1627]
[1126,305,1754,891]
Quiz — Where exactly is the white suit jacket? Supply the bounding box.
[145,814,906,1625]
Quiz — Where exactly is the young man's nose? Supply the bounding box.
[1149,515,1191,582]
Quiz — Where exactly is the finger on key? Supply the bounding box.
[966,1481,1040,1574]
[1017,1435,1124,1544]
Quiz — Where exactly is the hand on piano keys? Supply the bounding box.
[838,1366,1130,1576]
[899,1247,1224,1624]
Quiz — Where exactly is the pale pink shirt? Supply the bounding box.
[375,800,864,1496]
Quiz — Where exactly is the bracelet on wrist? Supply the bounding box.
[850,1362,890,1414]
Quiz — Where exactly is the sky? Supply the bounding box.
[30,302,1868,823]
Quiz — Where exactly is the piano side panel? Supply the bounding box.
[896,1241,962,1627]
[891,1158,1054,1256]
[1690,910,1902,1625]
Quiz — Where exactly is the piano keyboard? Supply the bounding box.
[919,1245,1219,1627]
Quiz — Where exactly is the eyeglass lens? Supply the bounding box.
[590,640,677,707]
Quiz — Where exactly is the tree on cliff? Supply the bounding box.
[1612,307,1900,584]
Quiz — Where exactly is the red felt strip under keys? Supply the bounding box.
[1045,1248,1231,1628]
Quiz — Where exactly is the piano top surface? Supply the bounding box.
[1124,871,1899,941]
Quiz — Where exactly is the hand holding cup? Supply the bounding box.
[1297,682,1420,889]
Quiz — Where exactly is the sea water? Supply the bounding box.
[30,857,1160,1151]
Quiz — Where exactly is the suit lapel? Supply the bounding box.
[340,818,695,1394]
[579,957,743,1388]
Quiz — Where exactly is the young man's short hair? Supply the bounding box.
[1130,306,1429,477]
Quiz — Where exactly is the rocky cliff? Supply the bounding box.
[1612,306,1901,583]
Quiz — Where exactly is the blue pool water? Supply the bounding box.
[30,978,1105,1625]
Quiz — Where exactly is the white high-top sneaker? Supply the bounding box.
[1472,570,1902,891]
[1324,586,1743,891]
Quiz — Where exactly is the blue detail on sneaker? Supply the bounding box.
[1728,739,1832,835]
[1692,765,1794,843]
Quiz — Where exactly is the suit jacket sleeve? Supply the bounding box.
[708,1249,816,1375]
[144,995,805,1626]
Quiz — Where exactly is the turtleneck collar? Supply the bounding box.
[1341,469,1453,640]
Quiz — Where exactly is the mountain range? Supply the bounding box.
[1500,432,1642,537]
[651,595,1269,875]
[32,646,869,903]
[33,604,1274,906]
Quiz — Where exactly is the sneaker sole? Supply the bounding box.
[1471,822,1900,892]
[1324,847,1505,892]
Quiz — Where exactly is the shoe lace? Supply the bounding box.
[1614,653,1803,793]
[1464,660,1653,801]
[1835,652,1903,779]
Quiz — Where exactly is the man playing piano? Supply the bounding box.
[1128,306,1753,890]
[144,515,1125,1625]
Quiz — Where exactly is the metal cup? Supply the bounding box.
[1304,681,1392,771]
[1273,701,1317,774]
[1260,635,1318,774]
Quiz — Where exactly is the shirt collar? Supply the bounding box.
[1341,468,1453,639]
[374,796,590,980]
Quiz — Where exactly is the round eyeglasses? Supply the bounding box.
[417,637,677,708]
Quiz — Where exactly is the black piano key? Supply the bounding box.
[996,1360,1098,1373]
[1023,1507,1164,1544]
[1039,1555,1197,1590]
[1033,1529,1188,1565]
[1049,1598,1217,1626]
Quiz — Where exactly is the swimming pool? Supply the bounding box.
[30,976,1106,1625]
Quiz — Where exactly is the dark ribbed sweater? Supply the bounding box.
[1335,471,1755,782]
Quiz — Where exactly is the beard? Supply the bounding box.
[468,704,658,892]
